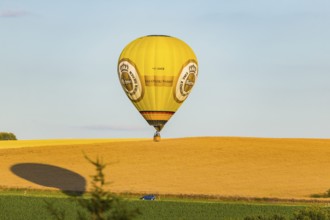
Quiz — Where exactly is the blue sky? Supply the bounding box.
[1,0,329,140]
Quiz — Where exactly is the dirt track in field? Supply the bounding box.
[1,137,330,200]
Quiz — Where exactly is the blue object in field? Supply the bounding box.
[140,195,156,200]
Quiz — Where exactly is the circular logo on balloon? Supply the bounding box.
[118,59,143,102]
[174,61,198,103]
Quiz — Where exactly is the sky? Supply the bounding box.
[1,0,329,140]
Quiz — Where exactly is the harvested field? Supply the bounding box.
[1,137,330,200]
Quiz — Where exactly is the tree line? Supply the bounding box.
[0,132,17,140]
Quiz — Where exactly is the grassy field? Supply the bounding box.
[0,193,307,220]
[1,137,330,200]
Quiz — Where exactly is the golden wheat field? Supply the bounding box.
[1,137,330,200]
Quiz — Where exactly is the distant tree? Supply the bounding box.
[0,132,17,140]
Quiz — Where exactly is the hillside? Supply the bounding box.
[1,137,330,200]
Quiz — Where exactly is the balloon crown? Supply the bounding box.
[189,65,196,73]
[120,63,129,72]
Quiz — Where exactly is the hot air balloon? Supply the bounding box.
[117,35,198,141]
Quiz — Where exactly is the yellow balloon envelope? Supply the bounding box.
[117,35,198,141]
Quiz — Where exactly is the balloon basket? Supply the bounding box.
[153,132,161,142]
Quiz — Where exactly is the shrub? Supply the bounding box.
[291,207,330,220]
[244,207,330,220]
[0,132,17,140]
[77,155,141,220]
[45,155,141,220]
[311,189,330,198]
[244,214,286,220]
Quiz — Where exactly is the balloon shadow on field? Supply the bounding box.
[10,163,86,196]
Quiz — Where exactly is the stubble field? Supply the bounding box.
[1,137,330,200]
